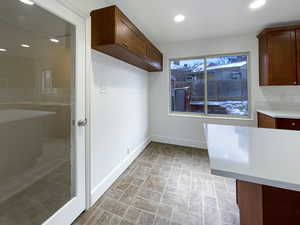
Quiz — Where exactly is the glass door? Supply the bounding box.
[0,0,86,225]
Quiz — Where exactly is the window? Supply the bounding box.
[170,54,249,117]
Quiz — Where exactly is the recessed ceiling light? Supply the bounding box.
[249,0,266,9]
[21,44,30,48]
[19,0,35,5]
[49,38,60,43]
[174,14,185,23]
[0,48,7,52]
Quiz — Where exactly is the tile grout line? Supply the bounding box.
[75,143,238,225]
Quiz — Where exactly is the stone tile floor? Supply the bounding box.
[73,142,239,225]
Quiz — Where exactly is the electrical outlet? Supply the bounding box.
[127,147,131,155]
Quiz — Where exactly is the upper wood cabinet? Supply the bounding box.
[297,29,300,84]
[91,5,163,72]
[257,25,300,86]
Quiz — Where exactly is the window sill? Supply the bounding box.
[168,112,254,121]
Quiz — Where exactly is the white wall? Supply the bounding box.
[86,20,150,204]
[61,0,150,207]
[149,33,300,148]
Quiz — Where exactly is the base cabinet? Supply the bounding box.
[237,181,263,225]
[237,180,300,225]
[257,112,300,130]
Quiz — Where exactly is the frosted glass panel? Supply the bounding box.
[0,0,75,224]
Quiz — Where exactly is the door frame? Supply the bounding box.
[29,0,89,224]
[55,0,94,210]
[50,0,94,211]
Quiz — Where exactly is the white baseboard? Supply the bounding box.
[91,137,151,205]
[151,136,207,149]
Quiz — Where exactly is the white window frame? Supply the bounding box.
[168,52,252,120]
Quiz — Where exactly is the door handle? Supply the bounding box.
[77,118,88,127]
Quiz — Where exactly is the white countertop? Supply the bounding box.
[205,123,300,191]
[256,109,300,119]
[0,109,55,124]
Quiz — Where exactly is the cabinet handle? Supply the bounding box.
[294,81,297,85]
[292,122,296,126]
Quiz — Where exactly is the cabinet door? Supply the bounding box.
[116,14,147,58]
[276,118,300,130]
[146,45,162,70]
[297,30,300,84]
[259,36,269,85]
[267,30,297,85]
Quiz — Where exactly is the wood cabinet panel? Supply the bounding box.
[257,112,300,131]
[267,30,297,85]
[115,11,147,58]
[297,29,300,84]
[259,36,269,85]
[146,43,163,71]
[277,118,300,130]
[257,112,276,129]
[237,180,263,225]
[91,5,163,72]
[90,6,115,47]
[262,185,300,225]
[258,25,299,86]
[237,180,300,225]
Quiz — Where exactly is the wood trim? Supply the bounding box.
[257,24,300,38]
[236,180,239,205]
[258,35,269,85]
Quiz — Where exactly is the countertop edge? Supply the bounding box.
[211,169,300,192]
[256,109,300,119]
